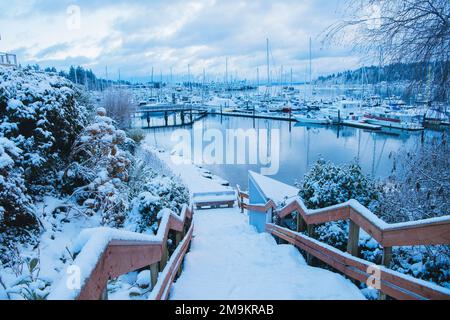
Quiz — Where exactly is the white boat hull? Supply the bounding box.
[364,119,423,131]
[295,116,330,125]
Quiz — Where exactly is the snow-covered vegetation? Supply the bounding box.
[295,151,450,290]
[378,134,449,288]
[295,160,382,260]
[0,67,189,300]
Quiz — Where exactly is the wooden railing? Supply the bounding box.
[237,188,450,300]
[49,205,193,300]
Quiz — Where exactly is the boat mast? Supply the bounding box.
[159,70,162,102]
[309,37,312,97]
[290,68,293,87]
[266,38,270,88]
[225,57,228,91]
[202,68,206,104]
[151,66,154,97]
[257,67,260,88]
[187,64,191,92]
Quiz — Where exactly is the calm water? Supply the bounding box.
[143,114,429,189]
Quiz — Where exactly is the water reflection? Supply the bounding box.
[143,114,428,189]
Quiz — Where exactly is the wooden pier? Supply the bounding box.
[134,105,208,128]
[209,109,297,122]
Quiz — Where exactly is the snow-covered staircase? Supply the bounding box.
[169,207,364,300]
[49,150,450,300]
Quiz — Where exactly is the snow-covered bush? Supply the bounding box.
[130,192,163,233]
[102,89,134,129]
[64,108,132,227]
[126,153,189,234]
[5,257,51,300]
[127,129,146,145]
[0,66,88,195]
[376,134,450,287]
[378,134,449,222]
[0,137,36,233]
[390,246,450,288]
[296,159,381,251]
[298,159,381,210]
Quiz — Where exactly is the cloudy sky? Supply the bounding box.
[0,0,364,82]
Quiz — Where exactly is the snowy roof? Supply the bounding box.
[249,171,299,204]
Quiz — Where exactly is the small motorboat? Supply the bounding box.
[294,113,331,125]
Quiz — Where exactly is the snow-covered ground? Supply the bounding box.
[142,143,232,196]
[170,208,365,300]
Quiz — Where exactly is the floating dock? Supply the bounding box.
[341,120,382,130]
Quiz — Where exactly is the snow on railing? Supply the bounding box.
[237,184,450,300]
[267,224,450,300]
[48,205,193,300]
[238,189,450,247]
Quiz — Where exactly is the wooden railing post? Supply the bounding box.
[306,224,316,266]
[347,220,360,257]
[150,263,159,289]
[382,246,393,267]
[160,245,169,271]
[240,193,244,213]
[379,246,393,300]
[296,212,306,232]
[175,230,185,277]
[100,287,108,300]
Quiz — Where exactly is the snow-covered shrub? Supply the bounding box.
[130,192,163,233]
[0,256,51,300]
[145,176,189,214]
[298,159,381,210]
[296,159,381,250]
[64,108,132,227]
[0,66,88,195]
[390,246,450,288]
[0,137,36,232]
[378,134,449,222]
[376,134,449,287]
[126,153,189,233]
[127,129,146,145]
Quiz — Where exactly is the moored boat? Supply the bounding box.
[294,113,331,125]
[363,112,424,131]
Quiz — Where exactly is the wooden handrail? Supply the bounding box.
[240,183,450,300]
[239,190,450,247]
[48,205,193,300]
[151,223,194,300]
[267,224,450,300]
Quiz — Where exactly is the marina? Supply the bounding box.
[142,113,436,190]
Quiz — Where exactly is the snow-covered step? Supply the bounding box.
[169,208,365,300]
[192,191,236,209]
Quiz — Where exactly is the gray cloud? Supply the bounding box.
[1,0,362,80]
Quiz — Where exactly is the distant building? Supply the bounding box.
[0,52,17,67]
